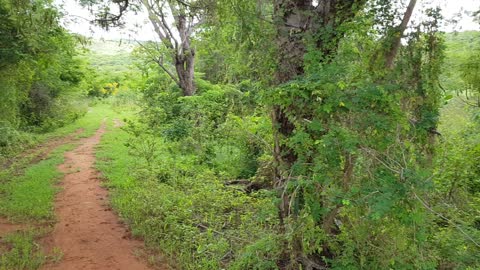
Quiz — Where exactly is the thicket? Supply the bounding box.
[0,0,89,157]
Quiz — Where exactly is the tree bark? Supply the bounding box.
[175,52,196,96]
[143,0,197,96]
[175,13,196,96]
[272,0,367,266]
[384,0,417,69]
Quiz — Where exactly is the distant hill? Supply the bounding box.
[82,39,137,75]
[88,39,135,56]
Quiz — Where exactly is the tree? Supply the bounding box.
[140,0,207,96]
[267,0,439,268]
[0,0,84,130]
[80,0,214,96]
[384,0,417,69]
[271,0,368,265]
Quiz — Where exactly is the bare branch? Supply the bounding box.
[142,1,166,39]
[155,4,179,49]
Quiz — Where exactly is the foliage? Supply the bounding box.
[96,106,279,269]
[0,103,126,270]
[0,0,91,154]
[96,3,480,269]
[430,98,480,269]
[2,0,480,269]
[196,0,276,84]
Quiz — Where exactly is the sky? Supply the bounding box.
[54,0,479,41]
[53,0,154,41]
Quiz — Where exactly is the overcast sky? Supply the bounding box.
[54,0,479,41]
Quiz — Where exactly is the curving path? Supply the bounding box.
[42,121,153,270]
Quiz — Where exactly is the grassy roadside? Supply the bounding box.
[0,144,72,270]
[0,101,115,164]
[0,102,121,270]
[95,107,278,270]
[94,109,171,267]
[0,144,74,222]
[0,103,116,191]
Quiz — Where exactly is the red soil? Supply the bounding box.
[41,122,155,270]
[0,218,30,237]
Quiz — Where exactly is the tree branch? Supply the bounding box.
[385,0,417,69]
[135,40,180,85]
[151,0,180,49]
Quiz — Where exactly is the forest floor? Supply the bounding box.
[0,104,162,270]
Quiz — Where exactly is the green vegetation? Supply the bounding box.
[96,100,277,269]
[0,144,71,222]
[0,103,125,221]
[1,0,480,269]
[0,0,88,157]
[0,104,120,269]
[82,39,144,98]
[0,230,46,270]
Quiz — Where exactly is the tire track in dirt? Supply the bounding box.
[42,121,154,270]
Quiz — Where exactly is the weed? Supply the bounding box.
[48,247,63,263]
[0,230,45,270]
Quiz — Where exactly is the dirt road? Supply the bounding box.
[41,122,153,270]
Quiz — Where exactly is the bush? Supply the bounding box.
[0,122,34,158]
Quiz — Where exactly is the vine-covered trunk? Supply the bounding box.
[272,0,367,266]
[272,3,310,263]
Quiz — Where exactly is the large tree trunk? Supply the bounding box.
[175,13,196,96]
[274,0,311,83]
[272,0,367,267]
[175,51,196,96]
[273,0,368,174]
[272,3,311,264]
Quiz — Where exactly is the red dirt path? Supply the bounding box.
[41,122,154,270]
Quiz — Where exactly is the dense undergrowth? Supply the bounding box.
[91,25,480,269]
[96,86,282,269]
[96,79,480,269]
[87,23,480,270]
[0,0,86,158]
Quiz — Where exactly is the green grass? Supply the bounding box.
[0,144,73,222]
[0,229,46,270]
[47,101,118,139]
[0,102,126,270]
[0,101,120,164]
[95,115,138,190]
[0,102,122,222]
[94,107,279,270]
